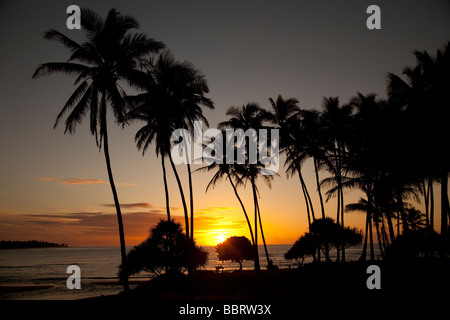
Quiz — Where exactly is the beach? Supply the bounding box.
[0,245,377,300]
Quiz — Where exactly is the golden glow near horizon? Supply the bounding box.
[217,234,226,244]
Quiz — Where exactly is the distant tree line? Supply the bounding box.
[0,240,68,249]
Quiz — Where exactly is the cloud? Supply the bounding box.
[103,203,153,209]
[35,177,137,187]
[0,205,249,246]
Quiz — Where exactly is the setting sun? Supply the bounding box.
[217,234,226,243]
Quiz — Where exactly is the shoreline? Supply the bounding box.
[82,258,450,301]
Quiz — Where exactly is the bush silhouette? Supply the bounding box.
[286,218,362,264]
[284,233,317,266]
[216,236,254,271]
[120,219,208,279]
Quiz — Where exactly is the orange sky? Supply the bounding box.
[0,1,448,249]
[0,154,375,247]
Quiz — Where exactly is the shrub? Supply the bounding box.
[216,236,254,271]
[120,219,208,279]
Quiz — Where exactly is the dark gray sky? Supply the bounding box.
[0,0,449,245]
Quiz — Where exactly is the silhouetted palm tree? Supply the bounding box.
[128,52,213,240]
[301,110,327,219]
[196,133,255,246]
[389,43,450,245]
[32,8,164,292]
[219,103,274,271]
[284,114,316,227]
[127,67,177,220]
[320,97,353,261]
[267,95,318,228]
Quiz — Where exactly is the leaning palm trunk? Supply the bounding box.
[375,219,385,259]
[227,173,255,245]
[386,210,396,243]
[169,156,189,238]
[396,192,409,233]
[441,174,448,236]
[359,210,369,262]
[422,180,430,228]
[313,157,326,219]
[429,179,434,230]
[340,187,346,261]
[256,197,270,267]
[441,173,449,259]
[251,179,261,272]
[101,113,129,292]
[161,156,171,220]
[187,163,194,240]
[297,166,314,227]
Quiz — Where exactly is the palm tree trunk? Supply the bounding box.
[299,167,316,222]
[340,186,346,262]
[359,211,369,262]
[375,220,384,258]
[161,156,171,220]
[369,214,375,261]
[336,175,341,262]
[227,173,254,245]
[187,163,194,240]
[251,178,261,272]
[397,191,409,233]
[386,211,396,243]
[441,174,448,244]
[429,179,434,231]
[423,180,429,228]
[102,121,129,292]
[256,197,270,267]
[169,155,189,238]
[297,167,311,228]
[313,157,326,219]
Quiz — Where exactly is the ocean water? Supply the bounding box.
[0,245,377,300]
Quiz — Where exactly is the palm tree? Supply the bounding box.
[284,114,316,228]
[32,8,164,292]
[128,52,213,240]
[127,69,177,221]
[387,43,450,243]
[321,97,352,225]
[196,136,255,246]
[267,95,316,228]
[342,93,385,261]
[301,110,327,219]
[411,45,450,241]
[320,97,353,261]
[218,103,274,271]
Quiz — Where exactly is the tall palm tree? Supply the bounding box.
[196,135,255,246]
[219,103,274,271]
[284,115,316,228]
[32,8,164,292]
[411,45,450,241]
[388,43,450,242]
[267,95,317,228]
[127,69,177,221]
[320,97,353,261]
[128,52,213,240]
[301,110,327,219]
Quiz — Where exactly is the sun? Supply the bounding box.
[217,234,226,243]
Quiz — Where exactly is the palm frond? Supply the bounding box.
[32,62,88,79]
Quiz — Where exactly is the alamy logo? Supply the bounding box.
[66,265,81,289]
[366,265,381,289]
[170,121,280,175]
[66,5,81,30]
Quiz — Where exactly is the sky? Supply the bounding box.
[0,0,449,247]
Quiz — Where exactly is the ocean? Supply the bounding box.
[0,245,377,300]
